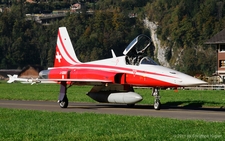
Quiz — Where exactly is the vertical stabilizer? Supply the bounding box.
[54,27,80,67]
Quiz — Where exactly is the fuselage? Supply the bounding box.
[40,55,206,87]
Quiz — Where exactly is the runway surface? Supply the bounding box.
[0,100,224,122]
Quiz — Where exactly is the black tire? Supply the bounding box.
[59,96,68,108]
[154,99,161,110]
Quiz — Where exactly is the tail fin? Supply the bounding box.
[54,27,81,67]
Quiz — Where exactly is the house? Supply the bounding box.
[0,65,43,82]
[0,69,21,80]
[205,29,225,83]
[70,3,81,12]
[25,0,36,3]
[18,65,44,78]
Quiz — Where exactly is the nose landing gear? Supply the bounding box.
[152,88,161,110]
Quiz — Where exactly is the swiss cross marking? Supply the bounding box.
[56,51,62,63]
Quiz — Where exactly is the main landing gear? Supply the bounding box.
[152,88,161,110]
[57,81,69,108]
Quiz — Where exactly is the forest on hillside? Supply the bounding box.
[0,0,224,76]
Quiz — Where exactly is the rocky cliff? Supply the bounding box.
[143,18,170,68]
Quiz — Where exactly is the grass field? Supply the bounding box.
[0,81,225,140]
[0,108,224,141]
[0,81,225,108]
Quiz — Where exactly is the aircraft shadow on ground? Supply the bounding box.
[68,101,225,112]
[161,100,225,111]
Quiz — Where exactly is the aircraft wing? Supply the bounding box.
[39,78,113,84]
[7,74,113,85]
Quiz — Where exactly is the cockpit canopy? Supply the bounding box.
[124,34,157,66]
[123,34,151,56]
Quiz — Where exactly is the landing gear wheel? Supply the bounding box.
[59,96,68,108]
[127,104,135,108]
[154,99,161,110]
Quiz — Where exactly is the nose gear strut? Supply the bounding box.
[152,88,161,110]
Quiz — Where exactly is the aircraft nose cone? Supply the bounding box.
[182,76,207,86]
[190,79,207,86]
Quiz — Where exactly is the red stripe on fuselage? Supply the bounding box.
[59,63,178,79]
[125,73,179,87]
[48,66,179,87]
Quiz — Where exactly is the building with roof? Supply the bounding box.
[18,65,43,78]
[0,65,43,81]
[0,69,21,80]
[205,29,225,83]
[70,3,81,12]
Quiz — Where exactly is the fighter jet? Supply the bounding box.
[8,27,207,110]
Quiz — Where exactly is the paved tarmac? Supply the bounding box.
[0,100,224,122]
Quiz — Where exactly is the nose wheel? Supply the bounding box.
[152,88,161,110]
[154,98,161,110]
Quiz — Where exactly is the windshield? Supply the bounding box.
[139,57,158,65]
[123,38,138,55]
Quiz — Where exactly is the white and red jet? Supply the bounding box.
[8,27,207,110]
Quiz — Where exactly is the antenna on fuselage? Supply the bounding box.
[111,49,117,59]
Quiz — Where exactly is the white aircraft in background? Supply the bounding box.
[8,27,207,110]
